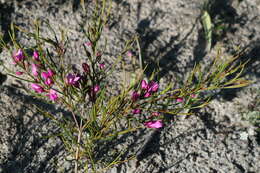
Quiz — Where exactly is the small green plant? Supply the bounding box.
[201,9,212,52]
[201,0,243,51]
[201,0,213,52]
[242,89,260,131]
[0,0,252,172]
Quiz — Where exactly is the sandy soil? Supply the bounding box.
[0,0,259,172]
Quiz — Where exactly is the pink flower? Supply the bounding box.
[132,109,142,114]
[41,72,49,80]
[41,69,55,86]
[13,49,25,62]
[41,69,55,79]
[47,69,55,77]
[141,80,159,93]
[93,85,100,93]
[131,91,140,101]
[176,97,184,103]
[144,92,151,98]
[46,89,58,101]
[144,120,163,128]
[148,81,159,92]
[82,63,90,73]
[127,51,132,57]
[15,71,23,75]
[44,78,54,86]
[99,63,105,69]
[33,50,40,61]
[31,83,44,93]
[141,80,148,90]
[32,63,39,76]
[66,73,81,86]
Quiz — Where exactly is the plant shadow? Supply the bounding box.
[0,1,14,46]
[0,85,69,173]
[134,6,200,80]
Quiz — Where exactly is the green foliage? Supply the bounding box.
[242,89,260,131]
[201,10,212,52]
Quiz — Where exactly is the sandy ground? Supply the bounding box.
[0,0,259,172]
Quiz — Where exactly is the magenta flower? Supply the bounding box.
[44,78,54,86]
[15,71,23,75]
[47,69,55,77]
[66,73,81,86]
[46,89,58,101]
[93,85,100,93]
[33,50,40,61]
[176,97,184,103]
[31,63,39,76]
[141,80,148,90]
[41,72,49,80]
[141,80,159,93]
[148,81,159,92]
[31,83,44,93]
[144,92,151,98]
[131,91,140,101]
[41,69,55,80]
[144,120,163,128]
[13,49,25,63]
[82,63,90,73]
[99,63,105,69]
[132,109,142,114]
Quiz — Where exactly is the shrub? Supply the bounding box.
[0,0,251,172]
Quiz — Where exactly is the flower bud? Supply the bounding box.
[41,72,49,80]
[44,78,54,86]
[47,69,55,77]
[15,71,23,75]
[31,63,39,76]
[176,97,184,103]
[149,81,159,92]
[144,92,151,98]
[132,109,142,114]
[13,49,25,63]
[82,63,90,73]
[131,91,140,101]
[31,83,44,93]
[99,63,105,69]
[141,80,148,90]
[33,50,40,61]
[93,85,100,93]
[47,89,58,101]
